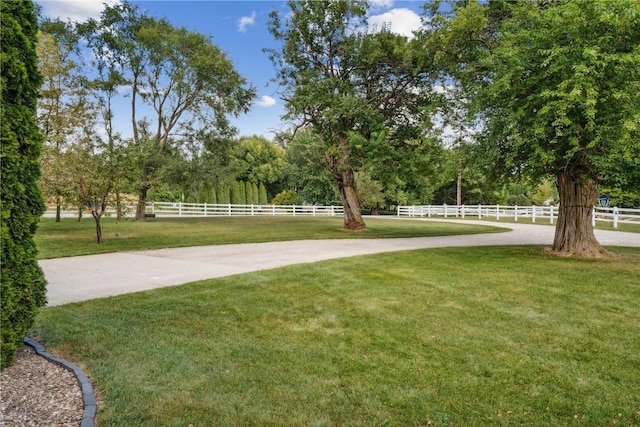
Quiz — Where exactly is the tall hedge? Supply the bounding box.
[1,0,47,369]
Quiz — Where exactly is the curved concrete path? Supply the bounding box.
[40,219,639,306]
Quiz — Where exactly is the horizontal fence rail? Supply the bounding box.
[42,203,640,229]
[397,205,640,229]
[43,202,345,219]
[146,202,344,217]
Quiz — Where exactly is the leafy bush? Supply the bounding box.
[149,188,181,202]
[271,189,300,205]
[506,194,532,206]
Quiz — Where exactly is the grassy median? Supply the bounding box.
[31,245,640,426]
[35,216,505,259]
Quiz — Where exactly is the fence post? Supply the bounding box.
[514,205,518,222]
[550,206,554,224]
[496,204,500,220]
[532,205,536,223]
[228,203,232,216]
[592,207,596,227]
[461,205,465,219]
[204,203,207,217]
[478,204,482,219]
[613,207,619,229]
[179,202,182,217]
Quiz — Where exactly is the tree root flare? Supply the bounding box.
[542,246,614,259]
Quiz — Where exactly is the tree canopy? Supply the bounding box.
[268,0,440,229]
[424,0,640,256]
[79,1,256,219]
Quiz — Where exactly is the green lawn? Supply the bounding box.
[433,215,640,233]
[35,216,505,259]
[31,246,640,426]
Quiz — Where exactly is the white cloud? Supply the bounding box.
[36,0,120,22]
[368,8,422,39]
[237,11,257,33]
[369,0,395,10]
[255,95,276,108]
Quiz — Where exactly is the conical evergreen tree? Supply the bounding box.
[259,182,269,205]
[237,181,246,205]
[1,0,47,368]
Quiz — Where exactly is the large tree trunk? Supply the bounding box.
[552,164,608,257]
[135,184,150,221]
[335,167,366,230]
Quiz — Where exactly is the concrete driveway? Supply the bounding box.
[40,219,639,306]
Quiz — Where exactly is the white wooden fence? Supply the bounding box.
[43,202,344,219]
[146,202,344,217]
[41,202,640,229]
[397,205,640,229]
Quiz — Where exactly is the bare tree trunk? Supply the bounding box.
[335,167,366,230]
[92,211,103,244]
[55,195,61,223]
[456,129,463,210]
[456,166,462,217]
[116,190,122,221]
[456,169,462,206]
[552,164,608,257]
[135,184,150,221]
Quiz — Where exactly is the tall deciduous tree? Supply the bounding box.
[233,135,287,198]
[37,20,129,240]
[80,2,255,220]
[36,23,93,222]
[283,129,339,205]
[428,0,640,257]
[158,131,238,204]
[0,0,47,368]
[268,0,438,229]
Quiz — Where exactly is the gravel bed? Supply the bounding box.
[0,345,83,426]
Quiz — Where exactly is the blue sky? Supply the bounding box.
[35,0,426,141]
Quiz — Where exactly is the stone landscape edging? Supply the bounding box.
[24,337,96,427]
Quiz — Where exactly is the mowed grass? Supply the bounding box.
[34,216,505,259]
[31,246,640,426]
[445,215,640,233]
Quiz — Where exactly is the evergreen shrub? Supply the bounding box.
[0,0,47,369]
